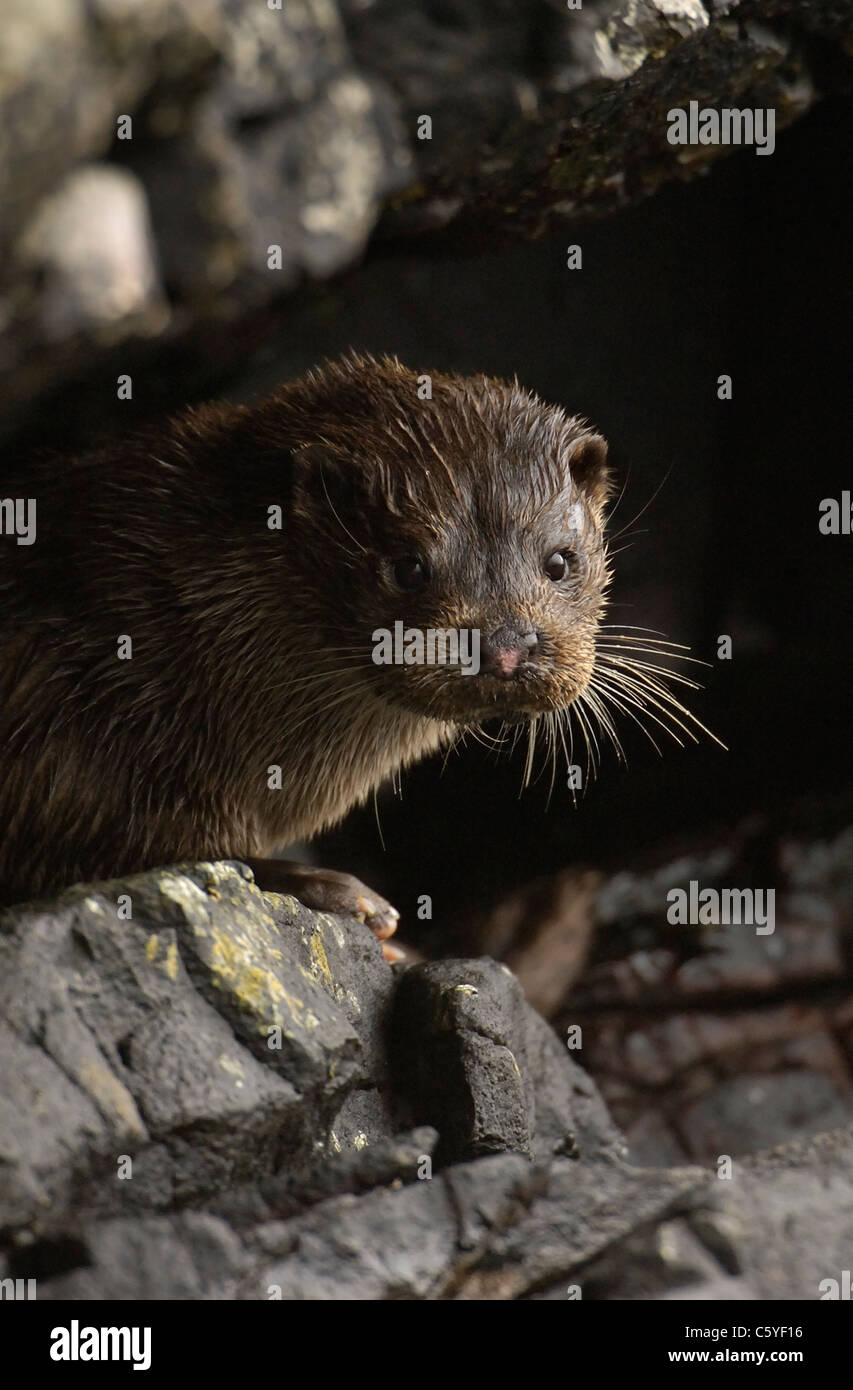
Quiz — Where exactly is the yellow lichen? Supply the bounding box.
[308,930,333,987]
[163,941,179,981]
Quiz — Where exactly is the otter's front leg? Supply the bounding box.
[243,857,400,942]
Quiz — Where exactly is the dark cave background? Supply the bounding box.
[10,93,853,951]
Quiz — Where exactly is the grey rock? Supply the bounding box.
[17,164,166,341]
[41,1213,252,1301]
[679,1071,853,1157]
[2,0,851,438]
[0,858,619,1296]
[553,822,853,1167]
[391,958,536,1161]
[714,1127,853,1300]
[654,1277,759,1300]
[27,1128,853,1299]
[4,857,853,1299]
[391,957,623,1164]
[0,860,387,1229]
[524,1002,624,1162]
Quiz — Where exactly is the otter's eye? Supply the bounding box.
[393,555,428,590]
[544,550,573,582]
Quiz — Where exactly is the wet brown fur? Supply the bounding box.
[0,353,611,906]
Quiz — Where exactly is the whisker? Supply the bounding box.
[581,685,626,765]
[521,715,538,792]
[554,708,579,807]
[571,695,600,779]
[596,652,707,689]
[372,787,386,851]
[607,463,673,543]
[587,673,667,755]
[593,660,725,749]
[604,461,632,525]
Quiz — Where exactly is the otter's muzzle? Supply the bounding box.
[480,624,539,679]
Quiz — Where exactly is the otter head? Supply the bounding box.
[281,355,612,728]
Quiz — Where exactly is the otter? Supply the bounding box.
[0,353,649,940]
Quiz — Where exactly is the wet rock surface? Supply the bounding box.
[2,855,852,1299]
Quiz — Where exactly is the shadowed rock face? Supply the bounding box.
[2,0,851,440]
[1,858,853,1300]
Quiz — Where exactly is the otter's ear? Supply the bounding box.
[567,432,612,521]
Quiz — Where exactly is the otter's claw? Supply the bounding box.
[354,893,399,940]
[243,857,399,944]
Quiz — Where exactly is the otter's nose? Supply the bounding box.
[481,625,539,678]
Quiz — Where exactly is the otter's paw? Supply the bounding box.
[243,858,400,943]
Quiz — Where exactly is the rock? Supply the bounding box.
[3,858,853,1298]
[2,0,852,440]
[18,1127,853,1299]
[0,0,409,434]
[477,868,600,1016]
[679,1072,853,1157]
[17,164,167,341]
[27,1212,253,1302]
[0,860,382,1227]
[0,859,617,1279]
[391,956,622,1164]
[491,1127,853,1300]
[551,822,853,1164]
